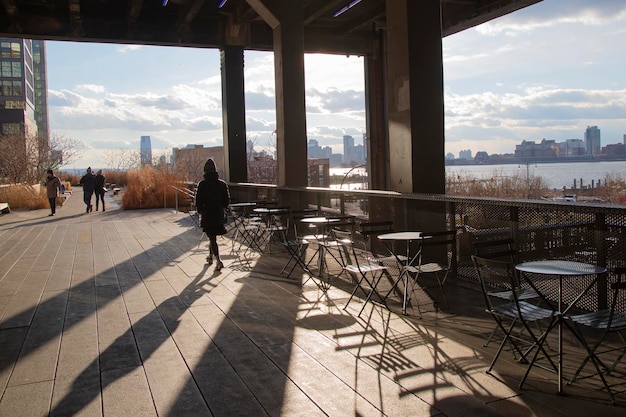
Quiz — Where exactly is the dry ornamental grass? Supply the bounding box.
[121,166,187,210]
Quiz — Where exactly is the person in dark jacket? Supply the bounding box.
[195,158,230,270]
[94,169,106,211]
[79,167,96,213]
[44,169,61,217]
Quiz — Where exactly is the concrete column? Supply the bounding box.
[247,0,308,187]
[365,30,389,191]
[386,0,445,194]
[221,46,248,183]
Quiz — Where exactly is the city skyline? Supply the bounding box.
[43,0,626,169]
[451,124,624,160]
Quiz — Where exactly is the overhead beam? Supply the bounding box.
[303,0,344,26]
[68,0,81,36]
[443,0,542,36]
[128,0,144,22]
[1,0,17,16]
[180,0,207,25]
[343,5,384,35]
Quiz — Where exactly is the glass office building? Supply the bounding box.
[140,135,152,165]
[0,38,48,140]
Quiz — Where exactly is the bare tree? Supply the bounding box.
[38,134,85,172]
[103,149,141,171]
[246,134,277,184]
[152,149,171,168]
[0,132,84,184]
[0,133,30,183]
[174,151,208,182]
[50,134,84,166]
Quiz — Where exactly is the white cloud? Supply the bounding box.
[45,0,626,167]
[117,44,143,53]
[75,84,106,94]
[475,0,626,36]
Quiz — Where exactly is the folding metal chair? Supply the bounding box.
[278,229,310,279]
[408,229,457,312]
[568,267,626,403]
[231,208,264,257]
[473,238,546,347]
[472,255,557,377]
[335,229,389,316]
[317,215,355,278]
[258,208,290,254]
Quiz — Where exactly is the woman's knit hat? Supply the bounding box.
[203,158,217,173]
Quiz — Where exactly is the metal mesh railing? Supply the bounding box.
[227,183,626,313]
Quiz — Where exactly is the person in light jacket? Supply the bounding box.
[195,158,230,271]
[44,169,61,217]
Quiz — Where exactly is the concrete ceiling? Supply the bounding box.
[0,0,542,54]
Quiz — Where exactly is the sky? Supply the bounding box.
[44,0,626,169]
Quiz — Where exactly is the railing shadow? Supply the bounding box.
[0,210,304,416]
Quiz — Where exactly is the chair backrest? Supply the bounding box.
[473,238,518,263]
[326,214,356,235]
[357,220,394,254]
[608,267,626,327]
[419,230,457,266]
[358,220,394,237]
[471,255,517,309]
[270,213,289,230]
[289,208,318,238]
[332,228,357,267]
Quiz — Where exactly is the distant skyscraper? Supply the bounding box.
[343,135,355,164]
[0,38,46,138]
[584,126,601,156]
[308,139,324,158]
[140,135,152,165]
[32,40,49,143]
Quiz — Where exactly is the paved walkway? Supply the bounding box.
[0,188,624,416]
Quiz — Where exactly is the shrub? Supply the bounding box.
[0,183,47,209]
[121,166,186,210]
[60,172,80,187]
[103,170,129,188]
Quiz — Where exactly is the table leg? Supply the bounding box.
[558,274,563,394]
[402,242,411,315]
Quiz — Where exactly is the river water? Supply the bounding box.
[331,161,626,190]
[446,161,626,190]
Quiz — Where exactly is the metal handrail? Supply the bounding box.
[166,184,195,213]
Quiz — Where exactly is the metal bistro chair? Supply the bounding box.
[356,221,407,299]
[473,238,547,347]
[259,207,290,254]
[472,255,557,377]
[335,229,389,317]
[317,215,356,279]
[567,267,626,403]
[231,207,264,257]
[278,228,310,279]
[408,230,457,313]
[279,209,317,280]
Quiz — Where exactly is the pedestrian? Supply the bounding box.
[79,167,96,213]
[44,169,61,217]
[94,169,106,211]
[195,158,230,271]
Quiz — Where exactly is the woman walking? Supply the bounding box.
[44,169,61,217]
[94,170,106,211]
[195,158,230,270]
